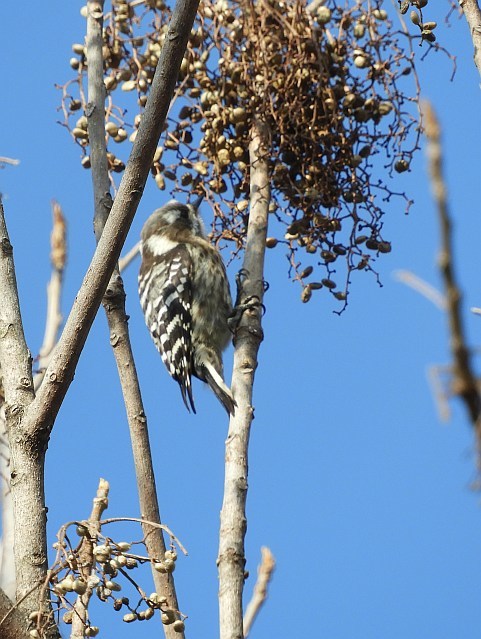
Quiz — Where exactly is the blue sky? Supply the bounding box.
[2,2,481,638]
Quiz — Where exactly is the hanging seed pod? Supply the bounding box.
[69,99,82,111]
[121,80,136,91]
[317,6,331,23]
[299,266,313,279]
[123,613,137,623]
[301,285,312,303]
[322,278,336,289]
[161,610,176,625]
[114,128,128,142]
[72,128,88,140]
[410,10,420,25]
[105,122,119,137]
[377,241,392,253]
[72,579,87,595]
[155,173,166,190]
[394,159,409,173]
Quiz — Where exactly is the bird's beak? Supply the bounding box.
[192,193,205,209]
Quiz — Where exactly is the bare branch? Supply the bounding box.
[459,0,481,79]
[0,200,34,411]
[21,0,202,439]
[243,547,275,638]
[218,119,271,639]
[0,158,20,168]
[424,101,481,449]
[118,241,140,272]
[394,270,447,311]
[35,201,67,390]
[0,0,200,631]
[70,478,109,639]
[85,2,185,635]
[0,407,14,601]
[0,202,53,628]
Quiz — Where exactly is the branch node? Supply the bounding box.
[0,238,13,256]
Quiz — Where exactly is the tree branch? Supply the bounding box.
[70,478,109,639]
[20,0,201,438]
[0,587,30,639]
[0,200,35,412]
[22,0,200,440]
[218,119,271,639]
[0,0,199,631]
[0,202,53,629]
[424,101,481,451]
[0,405,15,601]
[34,201,67,391]
[85,3,185,636]
[243,547,275,638]
[459,0,481,78]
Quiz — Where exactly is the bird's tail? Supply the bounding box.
[194,346,235,415]
[202,361,236,415]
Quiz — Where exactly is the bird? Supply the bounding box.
[138,196,236,415]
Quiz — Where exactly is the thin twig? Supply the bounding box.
[98,518,187,556]
[217,119,271,639]
[118,241,140,272]
[243,547,275,637]
[424,100,481,454]
[70,479,109,639]
[394,269,447,311]
[0,158,20,167]
[35,201,67,390]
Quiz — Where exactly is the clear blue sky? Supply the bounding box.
[2,2,481,638]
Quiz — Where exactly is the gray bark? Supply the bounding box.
[218,120,271,639]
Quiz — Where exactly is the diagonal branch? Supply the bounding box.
[218,119,271,639]
[85,2,184,636]
[21,0,201,437]
[424,101,481,451]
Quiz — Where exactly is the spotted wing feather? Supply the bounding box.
[139,246,196,412]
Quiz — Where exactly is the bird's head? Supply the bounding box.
[140,197,205,242]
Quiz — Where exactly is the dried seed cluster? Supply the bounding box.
[60,0,423,305]
[398,0,437,43]
[35,522,185,637]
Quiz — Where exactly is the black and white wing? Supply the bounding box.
[139,245,196,412]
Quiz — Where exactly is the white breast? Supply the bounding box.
[145,234,178,257]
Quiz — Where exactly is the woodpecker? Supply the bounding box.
[138,197,235,415]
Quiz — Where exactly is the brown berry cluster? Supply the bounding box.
[36,521,185,637]
[398,0,437,44]
[60,0,424,305]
